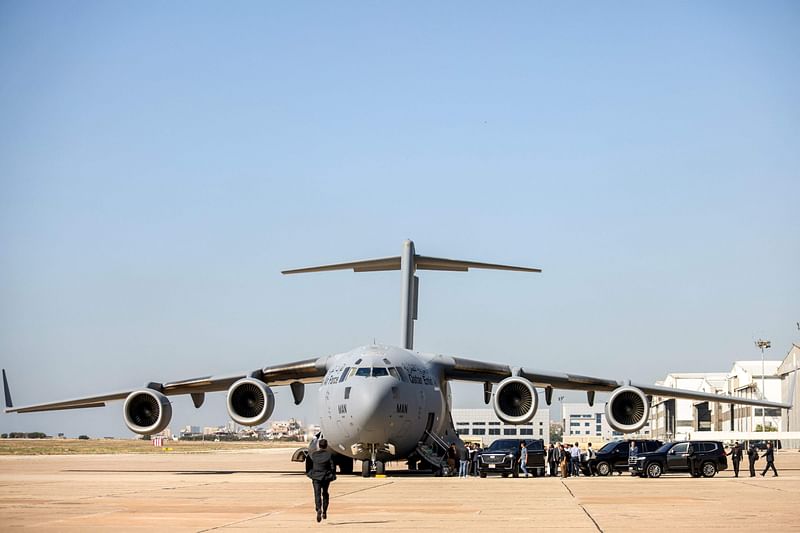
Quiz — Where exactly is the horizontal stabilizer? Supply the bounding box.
[282,256,400,274]
[282,255,540,275]
[416,256,540,273]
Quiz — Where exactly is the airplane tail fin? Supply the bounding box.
[3,369,13,410]
[282,240,540,350]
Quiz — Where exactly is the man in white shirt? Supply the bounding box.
[570,442,581,476]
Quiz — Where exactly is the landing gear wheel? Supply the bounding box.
[702,462,717,478]
[362,459,372,478]
[596,461,611,476]
[375,460,385,475]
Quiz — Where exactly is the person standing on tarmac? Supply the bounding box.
[761,442,778,477]
[519,442,529,478]
[458,443,470,478]
[547,444,558,477]
[307,439,337,523]
[747,442,759,477]
[726,441,743,478]
[687,443,699,477]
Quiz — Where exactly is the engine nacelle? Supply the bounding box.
[605,386,650,433]
[492,376,538,424]
[123,389,172,435]
[227,378,275,426]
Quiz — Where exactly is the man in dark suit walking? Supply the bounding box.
[547,444,558,477]
[760,442,778,477]
[747,442,759,477]
[726,441,743,478]
[308,439,337,522]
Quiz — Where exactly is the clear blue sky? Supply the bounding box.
[1,2,798,437]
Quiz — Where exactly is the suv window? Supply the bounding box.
[598,442,618,453]
[487,439,520,452]
[525,440,544,452]
[671,443,689,454]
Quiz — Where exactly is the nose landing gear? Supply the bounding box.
[359,443,390,477]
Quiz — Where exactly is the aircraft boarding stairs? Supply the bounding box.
[413,429,452,475]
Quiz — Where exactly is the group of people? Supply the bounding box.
[446,442,483,477]
[546,442,596,477]
[306,438,782,522]
[726,441,779,478]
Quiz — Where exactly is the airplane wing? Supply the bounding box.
[3,357,328,414]
[436,355,791,409]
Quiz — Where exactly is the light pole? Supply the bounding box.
[755,339,771,431]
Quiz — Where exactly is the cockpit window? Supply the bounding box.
[388,367,401,380]
[396,367,409,382]
[338,367,350,383]
[372,367,389,377]
[355,368,371,377]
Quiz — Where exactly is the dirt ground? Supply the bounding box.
[0,438,298,456]
[1,446,798,531]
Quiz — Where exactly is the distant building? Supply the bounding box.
[649,362,783,441]
[779,344,800,448]
[723,360,782,432]
[451,408,550,447]
[267,418,304,440]
[561,402,632,442]
[649,372,728,441]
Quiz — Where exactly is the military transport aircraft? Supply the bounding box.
[3,240,792,477]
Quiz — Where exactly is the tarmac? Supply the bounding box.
[1,447,799,532]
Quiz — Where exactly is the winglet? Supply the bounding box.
[2,369,13,409]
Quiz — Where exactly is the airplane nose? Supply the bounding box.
[351,378,396,441]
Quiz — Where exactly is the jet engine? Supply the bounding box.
[123,389,172,435]
[226,378,275,426]
[605,386,650,433]
[492,376,538,424]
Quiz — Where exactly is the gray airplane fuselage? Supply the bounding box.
[317,344,451,462]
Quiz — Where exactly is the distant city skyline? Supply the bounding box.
[1,2,798,437]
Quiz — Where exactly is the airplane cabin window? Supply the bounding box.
[372,367,389,377]
[355,368,371,377]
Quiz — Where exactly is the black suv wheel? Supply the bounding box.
[701,462,717,478]
[646,462,662,478]
[596,461,611,476]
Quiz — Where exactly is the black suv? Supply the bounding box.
[631,441,728,478]
[478,439,545,478]
[588,439,663,476]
